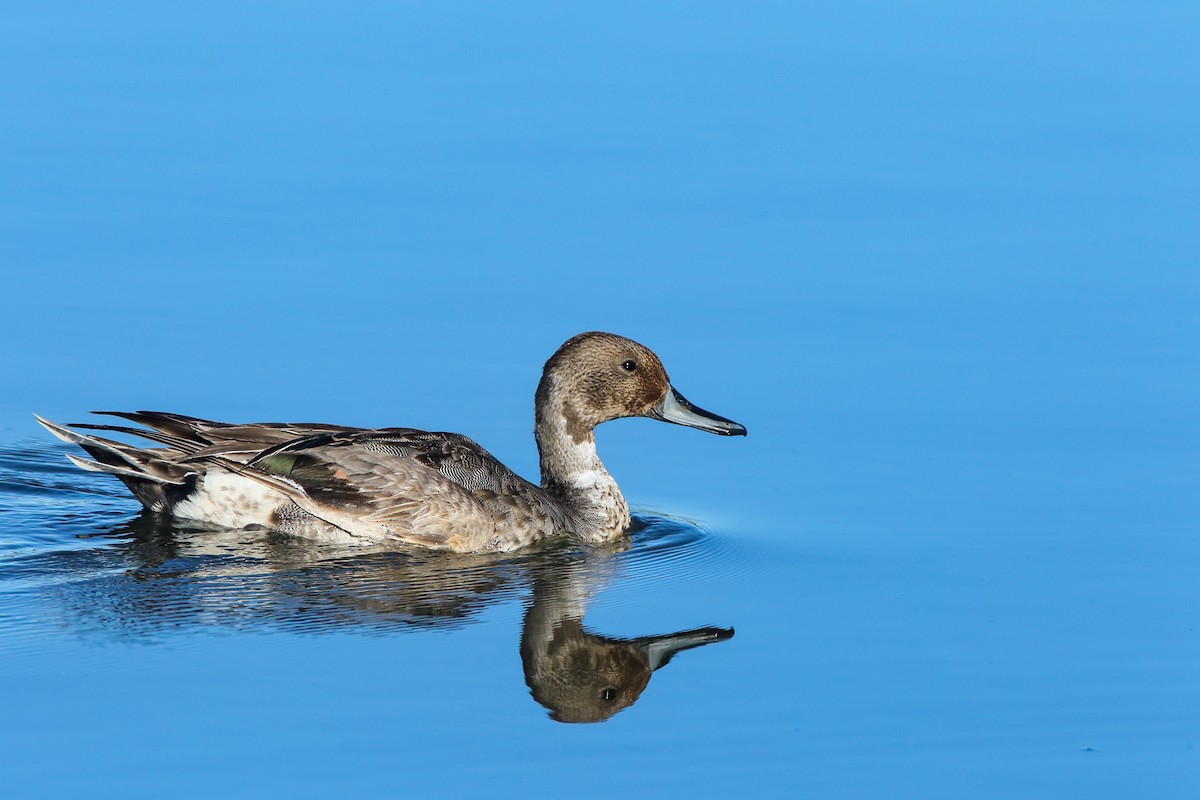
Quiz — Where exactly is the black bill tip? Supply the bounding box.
[648,387,747,436]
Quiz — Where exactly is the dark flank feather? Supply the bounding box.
[252,451,364,506]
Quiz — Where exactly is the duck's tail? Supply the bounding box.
[34,414,198,511]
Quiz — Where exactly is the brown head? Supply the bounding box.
[534,331,747,444]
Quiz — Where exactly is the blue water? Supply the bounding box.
[1,2,1197,797]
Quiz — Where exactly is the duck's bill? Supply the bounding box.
[647,387,747,436]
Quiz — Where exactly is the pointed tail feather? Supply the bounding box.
[36,415,151,472]
[94,410,223,442]
[64,453,175,484]
[70,422,197,452]
[36,413,100,447]
[35,414,195,510]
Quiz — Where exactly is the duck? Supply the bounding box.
[36,331,746,553]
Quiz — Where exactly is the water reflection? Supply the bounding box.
[522,557,733,722]
[6,508,734,722]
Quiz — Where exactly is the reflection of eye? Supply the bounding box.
[601,687,617,702]
[621,360,637,372]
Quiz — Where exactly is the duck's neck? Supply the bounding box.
[535,395,630,541]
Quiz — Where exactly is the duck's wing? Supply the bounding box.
[212,428,549,551]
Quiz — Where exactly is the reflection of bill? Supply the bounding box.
[520,556,734,723]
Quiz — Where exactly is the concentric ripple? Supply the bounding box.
[621,510,754,583]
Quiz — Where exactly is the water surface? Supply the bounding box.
[2,1,1197,797]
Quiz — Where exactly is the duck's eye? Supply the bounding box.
[621,360,637,372]
[601,687,618,702]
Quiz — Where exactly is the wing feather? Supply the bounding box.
[230,429,547,551]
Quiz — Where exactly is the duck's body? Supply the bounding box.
[37,332,746,552]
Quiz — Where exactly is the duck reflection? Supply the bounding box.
[521,558,733,722]
[40,511,733,721]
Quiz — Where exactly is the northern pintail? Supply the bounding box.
[36,332,746,552]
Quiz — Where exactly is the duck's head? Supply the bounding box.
[535,331,747,441]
